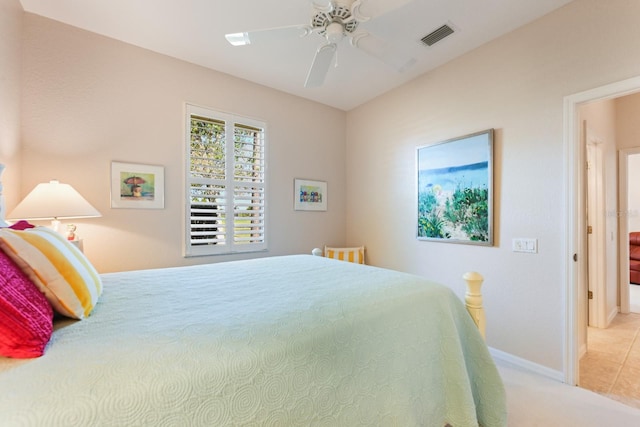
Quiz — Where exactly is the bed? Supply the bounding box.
[0,164,506,426]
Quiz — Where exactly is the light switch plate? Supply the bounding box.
[512,238,537,253]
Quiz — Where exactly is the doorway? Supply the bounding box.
[621,150,640,314]
[579,127,640,404]
[565,76,640,386]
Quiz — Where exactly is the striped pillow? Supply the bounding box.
[0,227,102,319]
[324,246,365,264]
[0,249,53,358]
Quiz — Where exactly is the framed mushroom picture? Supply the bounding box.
[110,161,165,209]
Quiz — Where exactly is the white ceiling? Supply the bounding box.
[19,0,573,111]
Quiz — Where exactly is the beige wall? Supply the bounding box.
[346,0,640,371]
[628,154,640,232]
[17,13,347,273]
[616,93,640,232]
[0,0,22,211]
[616,92,640,151]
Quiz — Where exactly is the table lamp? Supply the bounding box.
[7,180,101,235]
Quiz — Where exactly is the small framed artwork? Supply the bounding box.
[111,161,165,209]
[294,179,327,211]
[417,129,493,245]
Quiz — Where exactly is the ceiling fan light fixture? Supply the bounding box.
[225,32,251,46]
[325,22,345,43]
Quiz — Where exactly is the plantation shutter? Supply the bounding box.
[185,104,267,256]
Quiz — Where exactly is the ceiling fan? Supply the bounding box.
[224,0,416,87]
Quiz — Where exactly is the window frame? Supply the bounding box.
[184,103,268,257]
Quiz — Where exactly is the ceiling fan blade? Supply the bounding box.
[225,25,312,46]
[352,0,414,21]
[351,32,415,72]
[310,0,332,12]
[304,44,337,87]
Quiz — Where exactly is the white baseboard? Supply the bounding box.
[607,307,618,326]
[489,347,565,383]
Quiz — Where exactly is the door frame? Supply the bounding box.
[619,148,640,314]
[586,133,607,328]
[564,75,640,385]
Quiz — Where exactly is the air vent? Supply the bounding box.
[421,24,455,47]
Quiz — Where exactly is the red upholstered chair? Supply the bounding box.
[630,232,640,285]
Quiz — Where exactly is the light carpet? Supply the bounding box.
[498,360,640,426]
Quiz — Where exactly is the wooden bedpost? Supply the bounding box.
[463,271,486,339]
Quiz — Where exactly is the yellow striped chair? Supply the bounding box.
[324,245,365,264]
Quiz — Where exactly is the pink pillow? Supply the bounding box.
[0,249,53,358]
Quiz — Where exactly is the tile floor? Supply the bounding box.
[579,291,640,409]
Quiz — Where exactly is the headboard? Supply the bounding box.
[0,163,8,226]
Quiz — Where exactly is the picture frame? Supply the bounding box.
[111,161,165,209]
[416,129,493,245]
[294,179,327,211]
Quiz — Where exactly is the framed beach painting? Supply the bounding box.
[294,179,327,211]
[417,129,494,245]
[111,161,165,209]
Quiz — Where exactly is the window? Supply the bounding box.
[185,104,267,256]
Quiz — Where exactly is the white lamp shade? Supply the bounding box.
[8,180,101,220]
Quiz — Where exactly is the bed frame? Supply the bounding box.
[463,271,486,339]
[0,162,486,337]
[311,248,487,339]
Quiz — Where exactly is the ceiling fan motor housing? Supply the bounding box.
[312,0,360,41]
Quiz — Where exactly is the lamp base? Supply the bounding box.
[51,219,61,233]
